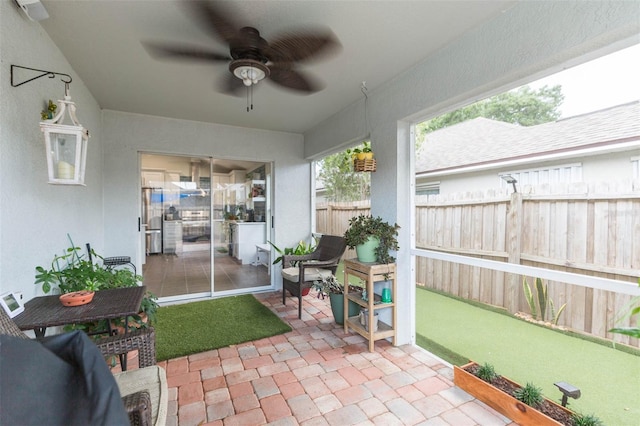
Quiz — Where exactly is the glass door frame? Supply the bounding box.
[139,153,275,304]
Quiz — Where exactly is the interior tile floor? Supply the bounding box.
[143,244,270,298]
[150,291,515,426]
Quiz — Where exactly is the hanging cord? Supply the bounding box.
[245,64,256,112]
[246,84,254,112]
[361,81,369,136]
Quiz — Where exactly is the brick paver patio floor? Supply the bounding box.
[157,290,515,425]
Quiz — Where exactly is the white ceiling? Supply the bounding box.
[38,0,516,134]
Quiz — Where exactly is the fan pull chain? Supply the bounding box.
[246,85,255,112]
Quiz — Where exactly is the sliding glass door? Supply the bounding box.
[140,153,272,302]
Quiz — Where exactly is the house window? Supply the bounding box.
[416,182,440,196]
[499,163,582,189]
[632,156,640,179]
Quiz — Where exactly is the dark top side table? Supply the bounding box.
[14,286,146,339]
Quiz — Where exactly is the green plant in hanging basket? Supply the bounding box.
[344,214,399,264]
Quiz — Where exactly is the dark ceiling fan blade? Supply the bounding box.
[269,65,323,93]
[267,31,341,63]
[219,73,246,96]
[183,0,240,45]
[143,42,230,62]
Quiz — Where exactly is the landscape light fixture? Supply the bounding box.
[501,174,518,193]
[554,381,581,407]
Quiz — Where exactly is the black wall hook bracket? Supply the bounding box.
[10,64,72,88]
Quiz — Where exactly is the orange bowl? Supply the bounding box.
[59,290,95,307]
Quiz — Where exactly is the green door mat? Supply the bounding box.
[155,295,291,361]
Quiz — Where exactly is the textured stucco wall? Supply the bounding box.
[101,110,306,288]
[0,1,104,300]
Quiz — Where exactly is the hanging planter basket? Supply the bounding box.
[353,158,376,172]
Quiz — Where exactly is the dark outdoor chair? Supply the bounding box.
[281,234,347,319]
[0,306,167,426]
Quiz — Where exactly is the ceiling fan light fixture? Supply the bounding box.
[229,59,269,87]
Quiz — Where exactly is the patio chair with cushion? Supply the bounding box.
[282,234,347,319]
[0,307,167,426]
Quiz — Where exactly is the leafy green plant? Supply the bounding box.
[268,237,318,266]
[312,275,346,298]
[34,235,158,331]
[475,362,498,383]
[523,277,566,325]
[312,275,362,299]
[571,413,604,426]
[344,214,400,264]
[609,277,640,339]
[345,141,371,159]
[512,382,544,408]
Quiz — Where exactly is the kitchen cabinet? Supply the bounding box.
[228,170,246,184]
[229,222,266,264]
[163,221,183,254]
[344,259,397,352]
[165,171,180,184]
[142,170,164,187]
[212,173,230,207]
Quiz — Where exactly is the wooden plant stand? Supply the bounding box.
[343,258,396,352]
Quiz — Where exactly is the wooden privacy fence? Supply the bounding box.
[316,180,640,347]
[316,200,370,259]
[416,181,639,347]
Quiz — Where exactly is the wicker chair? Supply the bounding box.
[282,234,347,319]
[0,307,167,426]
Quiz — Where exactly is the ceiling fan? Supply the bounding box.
[144,1,341,102]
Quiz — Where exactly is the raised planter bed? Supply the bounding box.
[453,361,574,426]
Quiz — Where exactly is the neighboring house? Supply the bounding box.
[415,102,640,195]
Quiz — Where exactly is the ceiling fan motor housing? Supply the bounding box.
[229,59,270,86]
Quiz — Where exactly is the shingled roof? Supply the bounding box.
[415,101,640,174]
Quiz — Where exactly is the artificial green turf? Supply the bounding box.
[155,295,291,361]
[416,287,640,426]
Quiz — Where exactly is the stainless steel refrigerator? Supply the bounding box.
[142,187,163,254]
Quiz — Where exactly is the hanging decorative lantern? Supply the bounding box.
[39,84,89,185]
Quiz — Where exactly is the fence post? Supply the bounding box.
[506,192,522,313]
[327,203,334,235]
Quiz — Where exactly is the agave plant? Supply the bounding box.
[523,277,566,325]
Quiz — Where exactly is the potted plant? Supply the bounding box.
[361,141,374,160]
[269,238,318,296]
[454,361,602,426]
[344,214,400,263]
[345,142,374,160]
[34,237,158,332]
[312,275,362,325]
